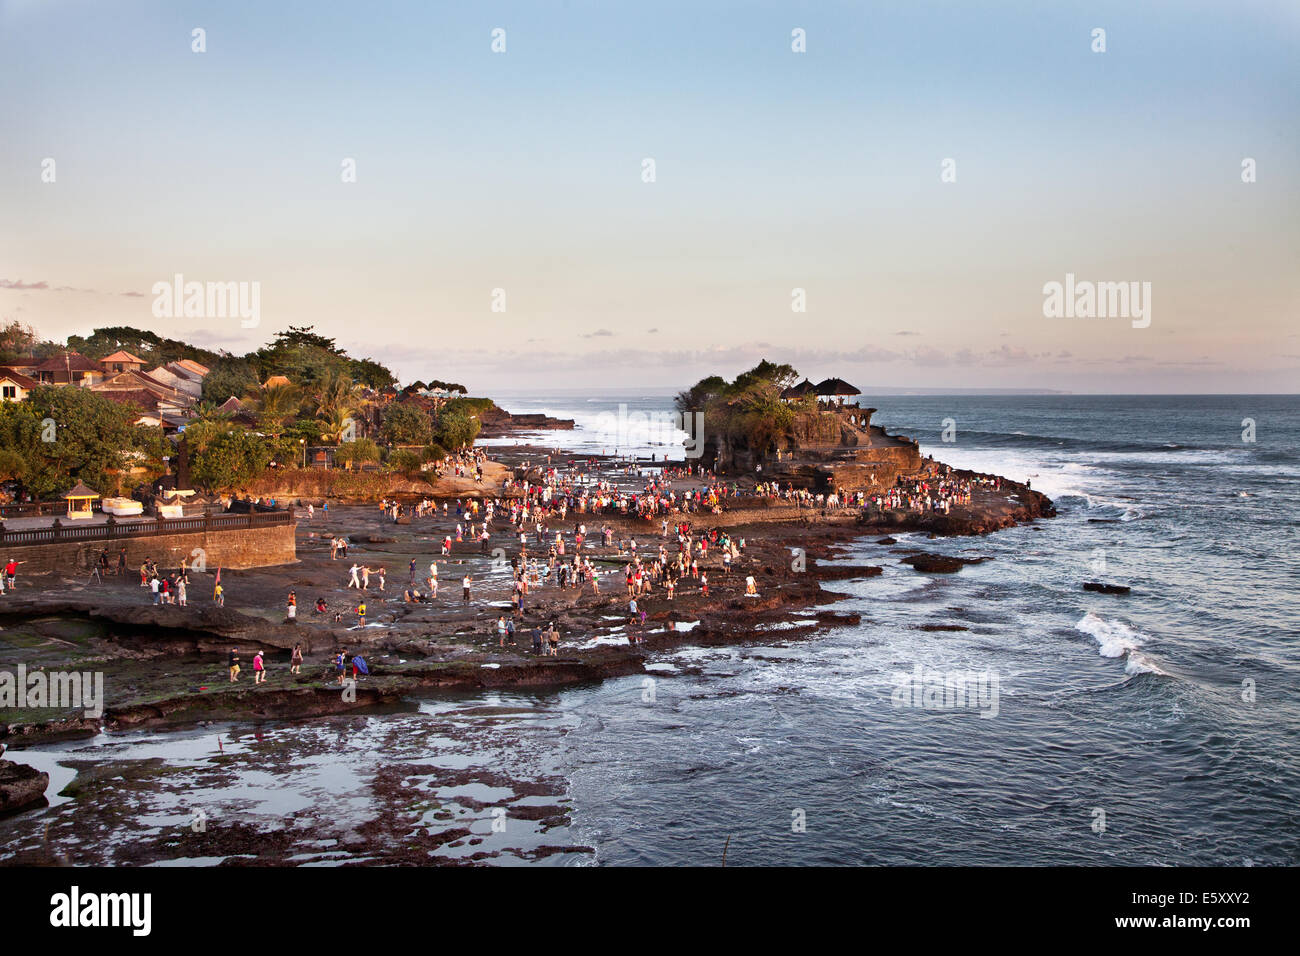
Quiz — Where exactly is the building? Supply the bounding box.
[33,352,105,387]
[0,367,38,402]
[99,350,148,374]
[147,362,205,399]
[814,377,862,407]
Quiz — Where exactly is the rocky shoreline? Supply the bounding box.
[0,462,1052,752]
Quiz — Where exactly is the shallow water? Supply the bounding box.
[3,394,1297,866]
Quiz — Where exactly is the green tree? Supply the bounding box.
[190,427,272,490]
[335,438,380,470]
[387,448,423,477]
[201,357,260,404]
[433,407,480,450]
[381,403,433,446]
[0,386,139,498]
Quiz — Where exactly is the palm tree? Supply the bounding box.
[244,382,303,438]
[311,370,359,420]
[318,407,354,444]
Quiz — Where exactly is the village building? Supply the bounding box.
[33,352,105,387]
[98,350,147,374]
[0,367,38,402]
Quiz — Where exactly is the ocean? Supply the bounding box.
[6,393,1298,865]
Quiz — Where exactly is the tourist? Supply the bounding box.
[286,590,297,622]
[177,577,187,607]
[290,643,303,674]
[462,574,472,602]
[347,564,362,588]
[228,647,240,682]
[253,649,266,684]
[531,625,543,654]
[335,649,347,685]
[214,582,225,607]
[357,600,367,626]
[745,575,758,596]
[150,575,161,605]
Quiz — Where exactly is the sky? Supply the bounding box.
[2,0,1298,393]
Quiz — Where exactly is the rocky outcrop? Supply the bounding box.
[1083,582,1131,594]
[0,758,49,814]
[477,404,575,436]
[901,554,992,574]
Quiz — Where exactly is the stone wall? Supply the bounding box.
[5,522,297,575]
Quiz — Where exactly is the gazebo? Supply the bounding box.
[63,481,100,519]
[781,379,817,402]
[814,377,862,406]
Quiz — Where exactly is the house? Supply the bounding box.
[172,358,210,378]
[0,367,38,402]
[148,363,204,399]
[99,350,148,374]
[93,370,197,422]
[33,352,105,387]
[263,374,292,389]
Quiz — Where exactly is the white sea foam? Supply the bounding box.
[1075,612,1167,675]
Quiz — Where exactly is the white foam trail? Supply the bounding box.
[1075,612,1167,675]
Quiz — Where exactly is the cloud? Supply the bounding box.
[0,278,49,290]
[583,329,614,338]
[647,327,658,334]
[894,330,920,336]
[120,291,145,298]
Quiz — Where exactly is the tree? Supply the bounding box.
[335,438,380,470]
[0,386,141,498]
[387,448,423,478]
[190,427,272,491]
[434,407,480,450]
[244,382,303,438]
[350,356,397,390]
[381,403,433,446]
[0,447,28,489]
[202,357,260,404]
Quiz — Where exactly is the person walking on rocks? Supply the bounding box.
[290,643,303,675]
[335,650,347,685]
[462,575,472,602]
[253,649,266,684]
[347,564,362,589]
[228,647,240,682]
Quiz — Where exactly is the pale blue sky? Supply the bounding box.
[2,0,1297,392]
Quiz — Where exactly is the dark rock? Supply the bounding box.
[901,554,991,574]
[875,537,897,545]
[902,554,965,573]
[917,624,969,632]
[1083,582,1131,595]
[0,759,49,814]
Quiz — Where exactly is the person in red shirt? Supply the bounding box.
[4,559,18,590]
